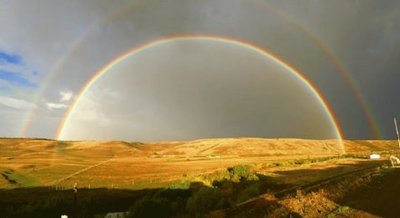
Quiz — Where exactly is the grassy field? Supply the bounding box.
[0,138,397,189]
[0,138,398,217]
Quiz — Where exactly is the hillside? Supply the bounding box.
[0,137,397,158]
[0,137,397,189]
[1,137,399,217]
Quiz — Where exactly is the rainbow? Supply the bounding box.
[20,0,380,139]
[56,35,345,152]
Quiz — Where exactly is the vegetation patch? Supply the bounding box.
[260,154,366,168]
[126,142,145,148]
[0,169,38,187]
[55,141,71,154]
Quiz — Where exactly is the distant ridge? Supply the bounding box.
[1,137,397,157]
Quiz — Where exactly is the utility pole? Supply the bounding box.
[394,117,400,149]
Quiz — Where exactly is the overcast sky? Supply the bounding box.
[0,0,399,140]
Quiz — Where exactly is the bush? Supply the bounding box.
[186,188,223,215]
[128,189,190,218]
[227,165,259,182]
[229,165,252,178]
[128,195,172,218]
[237,184,260,203]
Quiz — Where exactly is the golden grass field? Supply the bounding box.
[0,137,397,190]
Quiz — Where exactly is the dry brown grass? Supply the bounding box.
[0,138,397,189]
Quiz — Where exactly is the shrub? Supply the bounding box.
[128,195,172,218]
[227,165,259,182]
[237,184,260,203]
[229,165,252,178]
[128,189,191,218]
[167,180,191,189]
[186,188,223,215]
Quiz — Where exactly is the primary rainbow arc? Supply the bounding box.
[56,35,345,152]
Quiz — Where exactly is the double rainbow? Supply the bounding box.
[20,0,379,139]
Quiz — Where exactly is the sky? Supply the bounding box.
[0,0,399,141]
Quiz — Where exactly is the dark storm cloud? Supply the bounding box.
[265,0,400,138]
[1,0,399,139]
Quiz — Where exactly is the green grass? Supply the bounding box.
[12,172,38,186]
[260,154,366,168]
[328,205,350,217]
[1,169,39,187]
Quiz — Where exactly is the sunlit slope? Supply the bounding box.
[0,139,140,188]
[0,138,398,189]
[141,138,398,156]
[144,138,345,156]
[2,138,395,157]
[343,140,398,153]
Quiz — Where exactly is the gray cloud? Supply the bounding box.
[60,40,337,141]
[1,0,399,139]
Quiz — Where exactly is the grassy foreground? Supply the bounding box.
[0,138,398,217]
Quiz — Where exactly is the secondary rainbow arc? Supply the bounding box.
[20,0,380,139]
